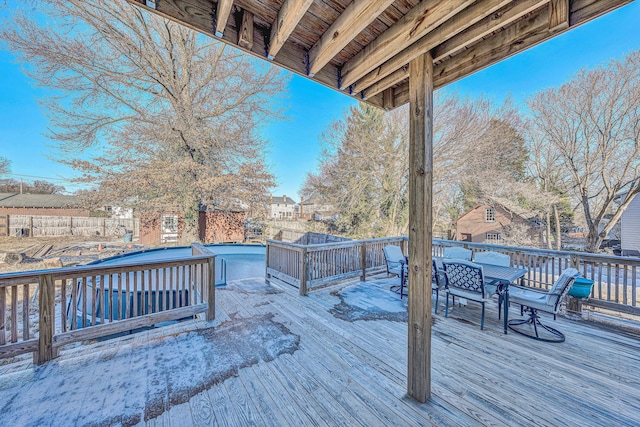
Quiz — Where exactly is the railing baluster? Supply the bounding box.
[60,279,67,332]
[0,287,5,345]
[23,283,30,340]
[91,276,97,326]
[11,285,18,343]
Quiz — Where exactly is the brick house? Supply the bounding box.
[455,203,543,245]
[140,209,245,245]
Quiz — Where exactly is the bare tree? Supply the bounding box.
[302,94,503,238]
[1,0,286,241]
[0,156,9,175]
[528,51,640,252]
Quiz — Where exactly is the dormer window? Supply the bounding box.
[485,207,496,222]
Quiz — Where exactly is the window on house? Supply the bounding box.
[485,207,496,222]
[161,214,178,233]
[486,233,501,243]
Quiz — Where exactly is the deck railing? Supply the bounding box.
[433,239,639,316]
[266,236,406,295]
[0,244,215,363]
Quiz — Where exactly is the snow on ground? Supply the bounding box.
[0,314,299,427]
[329,277,408,322]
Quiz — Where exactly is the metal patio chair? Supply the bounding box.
[443,259,491,330]
[473,251,511,317]
[507,268,580,342]
[443,246,472,261]
[383,245,407,298]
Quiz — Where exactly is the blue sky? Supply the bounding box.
[0,2,639,198]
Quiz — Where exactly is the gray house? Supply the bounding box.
[620,193,640,256]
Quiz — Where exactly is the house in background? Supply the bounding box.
[455,203,544,245]
[299,194,335,221]
[619,193,640,256]
[0,193,89,217]
[140,209,245,245]
[267,195,298,220]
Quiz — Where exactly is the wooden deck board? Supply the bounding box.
[1,276,639,426]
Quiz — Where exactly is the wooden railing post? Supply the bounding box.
[37,274,55,364]
[207,256,216,321]
[360,243,367,281]
[299,247,308,296]
[265,242,271,284]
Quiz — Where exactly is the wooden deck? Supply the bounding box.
[1,274,639,426]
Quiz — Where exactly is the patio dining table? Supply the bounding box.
[436,258,527,334]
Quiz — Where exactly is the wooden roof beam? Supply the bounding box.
[356,0,521,94]
[215,0,234,37]
[268,0,314,60]
[307,0,396,77]
[548,0,569,31]
[339,0,476,90]
[392,0,634,107]
[432,0,549,63]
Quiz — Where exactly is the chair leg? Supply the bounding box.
[434,288,439,314]
[445,294,449,317]
[498,294,502,320]
[508,307,566,343]
[481,303,485,330]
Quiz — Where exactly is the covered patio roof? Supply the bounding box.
[123,0,633,403]
[126,0,631,109]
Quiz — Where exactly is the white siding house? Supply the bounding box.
[621,194,640,256]
[268,195,298,220]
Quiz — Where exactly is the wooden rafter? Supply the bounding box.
[307,0,396,77]
[357,0,548,94]
[215,0,234,36]
[339,0,476,90]
[392,0,633,106]
[268,0,314,60]
[356,0,516,94]
[432,0,549,62]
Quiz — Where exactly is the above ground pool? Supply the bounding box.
[69,244,266,326]
[88,244,266,284]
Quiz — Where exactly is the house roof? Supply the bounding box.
[0,193,79,208]
[126,0,629,111]
[269,196,297,205]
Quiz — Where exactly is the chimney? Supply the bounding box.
[283,194,287,203]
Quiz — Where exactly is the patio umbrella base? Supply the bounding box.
[508,308,565,343]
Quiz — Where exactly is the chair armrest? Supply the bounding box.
[509,285,547,295]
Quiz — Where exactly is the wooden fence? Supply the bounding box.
[0,244,215,363]
[5,215,140,239]
[433,239,640,316]
[266,236,406,295]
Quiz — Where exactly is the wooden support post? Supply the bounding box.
[407,51,433,403]
[37,274,55,364]
[29,216,33,237]
[299,247,308,296]
[207,256,216,321]
[360,243,367,281]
